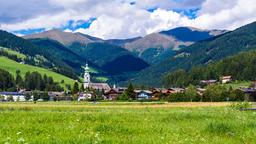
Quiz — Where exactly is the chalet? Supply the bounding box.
[221,76,232,84]
[161,88,176,95]
[151,88,162,100]
[161,88,184,95]
[135,90,152,100]
[104,88,119,100]
[0,92,26,101]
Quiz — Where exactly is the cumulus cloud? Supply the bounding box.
[194,0,256,30]
[0,0,256,39]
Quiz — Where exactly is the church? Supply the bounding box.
[83,63,111,92]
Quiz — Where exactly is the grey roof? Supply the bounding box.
[89,83,111,91]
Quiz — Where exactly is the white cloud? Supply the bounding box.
[0,0,256,39]
[193,0,256,30]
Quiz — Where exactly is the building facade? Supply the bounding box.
[83,63,111,92]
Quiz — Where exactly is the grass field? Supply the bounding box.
[0,56,76,87]
[0,102,255,144]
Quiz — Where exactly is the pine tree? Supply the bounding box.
[72,81,79,94]
[15,70,23,89]
[80,84,85,92]
[126,83,135,100]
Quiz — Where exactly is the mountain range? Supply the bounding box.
[6,23,255,87]
[24,27,226,65]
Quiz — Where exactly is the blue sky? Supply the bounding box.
[0,0,256,39]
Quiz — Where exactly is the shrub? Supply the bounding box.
[230,102,252,110]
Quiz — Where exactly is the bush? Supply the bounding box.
[229,89,245,101]
[230,102,252,110]
[203,84,228,102]
[117,93,129,101]
[166,92,186,102]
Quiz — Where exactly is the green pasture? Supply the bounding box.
[0,102,255,144]
[0,56,76,87]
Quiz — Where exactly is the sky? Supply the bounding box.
[0,0,256,39]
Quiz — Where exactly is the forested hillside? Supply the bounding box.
[68,42,149,74]
[0,56,76,91]
[130,21,256,86]
[164,50,256,87]
[0,30,79,80]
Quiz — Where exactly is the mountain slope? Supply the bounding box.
[123,27,226,64]
[23,29,102,45]
[164,49,256,87]
[130,21,256,86]
[68,42,149,74]
[0,30,80,80]
[0,56,76,86]
[28,38,96,73]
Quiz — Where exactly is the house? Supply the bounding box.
[0,92,26,101]
[48,92,70,101]
[104,88,119,100]
[135,90,152,100]
[196,88,206,96]
[161,88,184,95]
[78,92,92,101]
[151,88,162,100]
[221,76,232,84]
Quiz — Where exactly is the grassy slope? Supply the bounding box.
[0,47,26,60]
[0,56,76,86]
[225,81,251,89]
[0,102,255,144]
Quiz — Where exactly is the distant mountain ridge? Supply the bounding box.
[23,29,103,45]
[23,27,226,65]
[130,21,256,86]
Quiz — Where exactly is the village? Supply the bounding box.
[1,63,256,102]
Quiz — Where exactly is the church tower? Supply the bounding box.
[83,62,90,89]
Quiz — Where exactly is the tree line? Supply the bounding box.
[164,50,256,87]
[0,68,63,92]
[163,84,245,102]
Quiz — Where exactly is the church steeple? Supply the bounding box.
[85,61,89,72]
[83,61,90,89]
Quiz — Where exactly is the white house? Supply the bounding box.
[0,92,26,101]
[221,76,232,84]
[78,92,92,101]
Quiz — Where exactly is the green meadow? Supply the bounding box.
[0,47,27,60]
[0,56,76,86]
[0,102,255,144]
